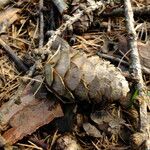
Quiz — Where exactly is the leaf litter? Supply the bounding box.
[0,0,149,149]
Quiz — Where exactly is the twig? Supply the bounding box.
[0,38,28,72]
[39,0,44,48]
[102,6,150,17]
[118,49,131,68]
[34,1,104,55]
[97,52,129,66]
[124,0,150,148]
[17,142,42,150]
[52,0,68,14]
[25,0,44,79]
[49,4,56,30]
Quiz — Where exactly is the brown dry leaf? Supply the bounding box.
[0,8,20,33]
[0,84,32,130]
[83,123,102,138]
[0,0,10,9]
[138,41,150,74]
[117,37,150,74]
[101,38,110,54]
[90,105,126,136]
[0,82,63,145]
[2,99,63,145]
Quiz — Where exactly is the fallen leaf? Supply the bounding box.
[0,0,10,9]
[0,8,20,33]
[83,123,102,138]
[0,79,63,145]
[91,105,126,136]
[138,41,150,74]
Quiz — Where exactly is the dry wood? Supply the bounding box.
[39,0,44,48]
[102,6,150,17]
[97,52,129,66]
[34,1,104,55]
[52,0,68,14]
[0,0,10,9]
[0,38,28,72]
[124,0,150,148]
[138,42,150,74]
[0,8,20,33]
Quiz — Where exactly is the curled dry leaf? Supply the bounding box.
[45,36,129,104]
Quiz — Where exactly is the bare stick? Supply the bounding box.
[49,4,55,30]
[124,0,150,148]
[34,1,104,55]
[0,38,28,72]
[102,6,150,17]
[52,0,68,14]
[97,52,129,66]
[39,0,44,48]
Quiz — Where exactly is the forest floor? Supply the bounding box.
[0,0,150,149]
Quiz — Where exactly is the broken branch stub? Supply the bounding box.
[45,37,129,104]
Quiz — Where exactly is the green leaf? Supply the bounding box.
[128,89,139,108]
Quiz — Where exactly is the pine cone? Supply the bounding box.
[66,0,94,34]
[44,36,129,103]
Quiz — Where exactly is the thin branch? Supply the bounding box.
[0,38,28,73]
[97,52,129,66]
[34,1,104,55]
[124,0,150,148]
[39,0,44,48]
[102,6,150,17]
[49,4,56,30]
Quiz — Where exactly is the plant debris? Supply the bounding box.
[0,0,150,149]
